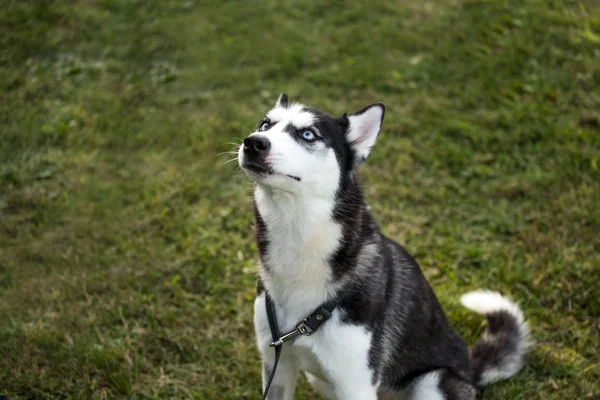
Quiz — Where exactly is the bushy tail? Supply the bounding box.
[460,290,532,387]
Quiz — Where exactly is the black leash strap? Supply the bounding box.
[262,293,339,400]
[262,294,282,400]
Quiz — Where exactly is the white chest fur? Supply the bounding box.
[253,186,379,399]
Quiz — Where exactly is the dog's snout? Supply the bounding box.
[243,136,271,156]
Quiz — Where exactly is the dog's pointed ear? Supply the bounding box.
[275,93,289,108]
[346,103,385,163]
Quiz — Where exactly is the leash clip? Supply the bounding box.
[269,319,314,347]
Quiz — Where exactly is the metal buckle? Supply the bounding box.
[297,320,314,336]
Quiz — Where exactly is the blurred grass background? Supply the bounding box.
[1,0,599,399]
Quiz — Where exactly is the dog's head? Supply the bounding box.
[238,94,385,198]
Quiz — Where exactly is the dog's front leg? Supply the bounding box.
[331,376,378,400]
[261,352,298,400]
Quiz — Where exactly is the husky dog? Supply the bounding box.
[238,94,531,400]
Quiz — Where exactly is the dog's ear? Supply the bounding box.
[345,103,385,163]
[275,93,288,108]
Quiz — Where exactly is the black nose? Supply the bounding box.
[243,136,271,156]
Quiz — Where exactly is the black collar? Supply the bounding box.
[262,292,340,400]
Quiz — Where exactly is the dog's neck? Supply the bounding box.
[252,178,373,321]
[253,185,344,318]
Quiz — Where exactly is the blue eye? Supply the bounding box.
[301,130,316,141]
[259,121,270,131]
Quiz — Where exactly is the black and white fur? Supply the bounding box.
[238,94,531,400]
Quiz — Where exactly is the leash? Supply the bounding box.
[262,294,282,400]
[262,293,339,400]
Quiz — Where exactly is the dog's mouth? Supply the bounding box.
[242,162,273,176]
[242,162,301,182]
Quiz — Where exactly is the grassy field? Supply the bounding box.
[1,0,599,398]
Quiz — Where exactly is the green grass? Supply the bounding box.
[1,0,599,398]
